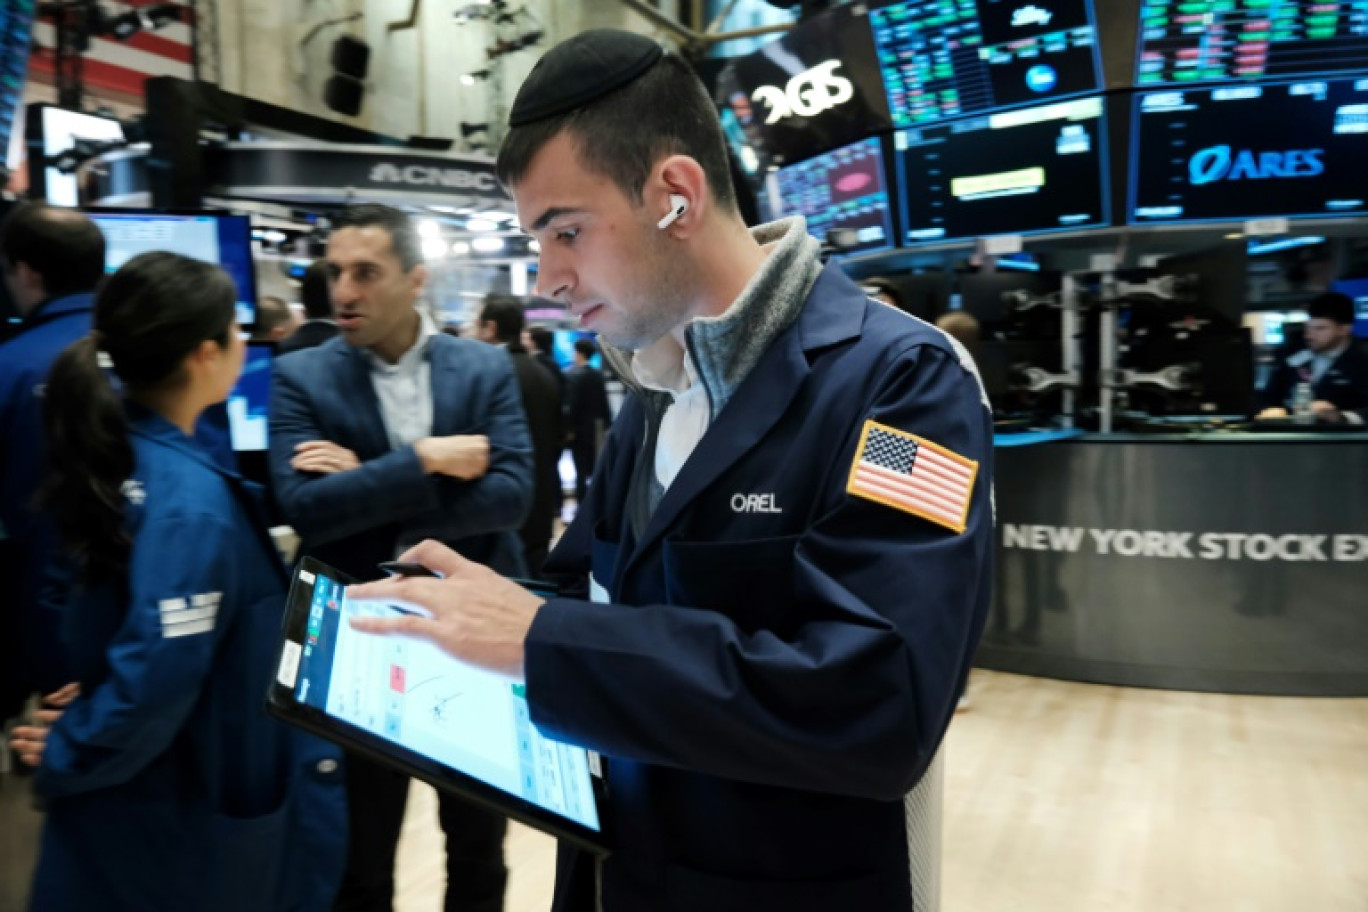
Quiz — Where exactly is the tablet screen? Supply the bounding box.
[290,565,601,835]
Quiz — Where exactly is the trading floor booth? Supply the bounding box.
[982,432,1368,697]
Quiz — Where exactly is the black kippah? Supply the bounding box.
[508,29,664,128]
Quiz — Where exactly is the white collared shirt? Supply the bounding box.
[363,310,439,451]
[631,333,710,493]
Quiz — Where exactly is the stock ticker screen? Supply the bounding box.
[1129,78,1368,224]
[895,96,1110,244]
[1136,0,1368,85]
[869,0,1101,128]
[769,137,895,254]
[715,3,891,169]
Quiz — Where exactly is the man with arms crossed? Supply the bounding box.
[270,204,532,912]
[348,33,991,912]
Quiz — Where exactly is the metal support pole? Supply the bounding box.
[1060,273,1080,429]
[1098,272,1118,434]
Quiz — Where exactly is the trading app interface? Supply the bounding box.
[870,0,1100,128]
[1130,78,1368,223]
[770,137,895,254]
[89,213,259,327]
[1136,0,1368,86]
[293,571,600,833]
[896,96,1108,244]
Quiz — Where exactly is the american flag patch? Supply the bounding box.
[845,421,978,533]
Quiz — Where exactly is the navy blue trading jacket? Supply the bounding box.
[531,262,994,912]
[0,293,96,703]
[32,405,346,911]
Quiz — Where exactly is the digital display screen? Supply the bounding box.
[1130,78,1368,224]
[768,136,895,254]
[38,107,125,208]
[1136,0,1368,86]
[551,330,601,370]
[227,342,270,452]
[1331,277,1368,338]
[1,3,36,169]
[895,96,1109,244]
[870,0,1101,128]
[293,568,601,833]
[88,211,259,326]
[715,3,892,168]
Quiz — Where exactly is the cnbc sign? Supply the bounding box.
[1188,145,1325,186]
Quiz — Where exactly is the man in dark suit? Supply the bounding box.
[269,204,533,912]
[478,294,563,578]
[277,258,339,354]
[526,324,566,399]
[565,337,612,505]
[1257,291,1368,424]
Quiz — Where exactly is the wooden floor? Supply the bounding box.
[4,671,1363,911]
[395,670,1368,912]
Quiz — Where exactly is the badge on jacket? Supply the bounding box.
[845,420,978,534]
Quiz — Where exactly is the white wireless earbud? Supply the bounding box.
[656,194,688,230]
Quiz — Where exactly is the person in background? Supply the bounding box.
[0,203,107,722]
[564,337,612,508]
[251,294,301,343]
[9,251,345,911]
[478,294,564,577]
[1256,291,1368,424]
[526,324,566,399]
[277,259,339,355]
[269,203,532,912]
[935,311,982,361]
[344,30,993,912]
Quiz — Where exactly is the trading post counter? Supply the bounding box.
[978,431,1368,696]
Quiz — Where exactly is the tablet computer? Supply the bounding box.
[267,556,610,854]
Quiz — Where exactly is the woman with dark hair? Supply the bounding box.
[9,251,346,911]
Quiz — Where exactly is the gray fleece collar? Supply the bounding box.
[601,216,822,416]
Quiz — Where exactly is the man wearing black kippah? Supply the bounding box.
[348,28,993,912]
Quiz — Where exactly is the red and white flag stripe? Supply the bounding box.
[28,4,193,101]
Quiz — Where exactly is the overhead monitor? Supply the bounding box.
[895,96,1110,245]
[28,105,126,207]
[714,3,891,168]
[87,210,259,327]
[1129,78,1368,225]
[767,136,895,255]
[1,4,36,168]
[1135,1,1368,86]
[869,0,1102,129]
[1331,277,1368,338]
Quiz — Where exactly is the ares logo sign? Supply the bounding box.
[751,60,854,125]
[368,163,498,192]
[1188,146,1325,186]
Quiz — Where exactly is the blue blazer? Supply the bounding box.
[269,333,533,580]
[33,406,346,912]
[531,263,994,912]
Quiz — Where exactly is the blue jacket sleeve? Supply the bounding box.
[35,514,237,799]
[400,353,533,543]
[525,345,993,802]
